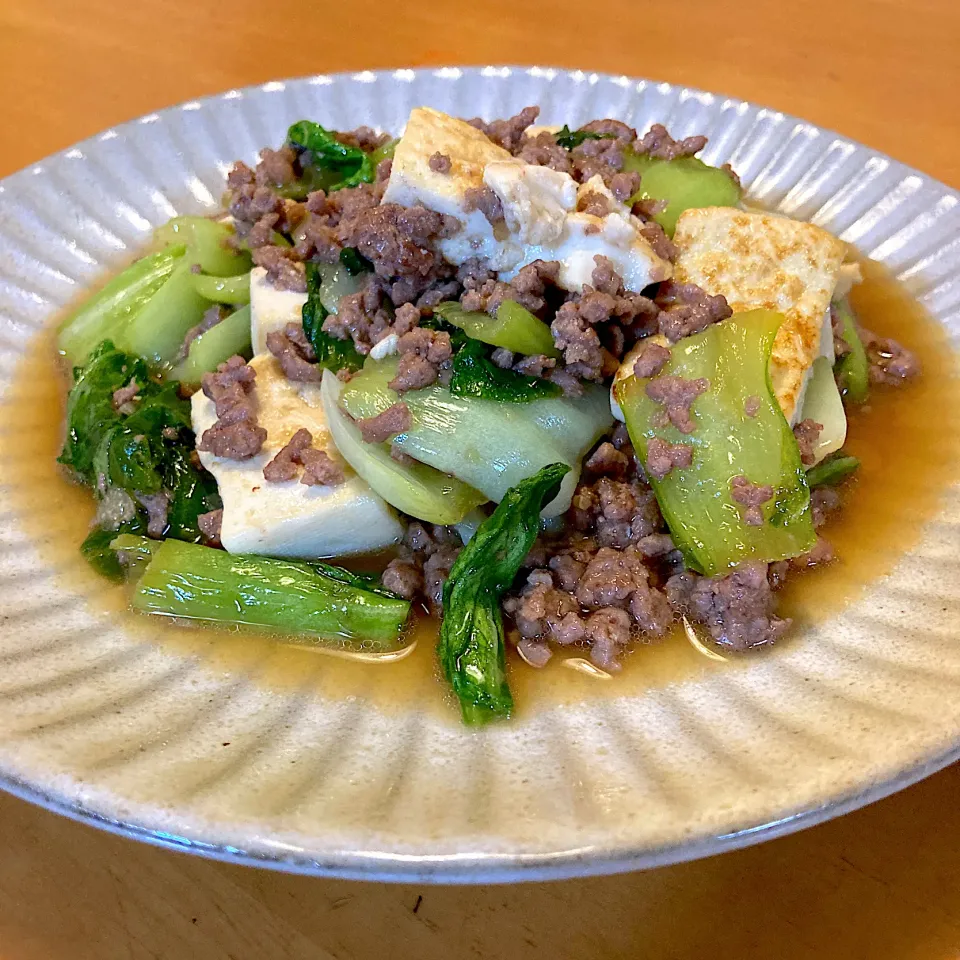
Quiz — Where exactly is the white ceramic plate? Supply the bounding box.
[0,67,959,882]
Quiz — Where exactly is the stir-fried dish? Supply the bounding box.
[54,106,921,723]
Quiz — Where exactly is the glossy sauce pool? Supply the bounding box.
[1,260,958,722]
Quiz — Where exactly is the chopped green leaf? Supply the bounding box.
[555,125,616,150]
[82,517,147,583]
[301,263,364,373]
[287,121,374,192]
[339,247,372,276]
[833,298,870,404]
[439,462,570,724]
[806,451,860,488]
[449,338,562,403]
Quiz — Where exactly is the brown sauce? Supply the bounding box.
[1,258,957,722]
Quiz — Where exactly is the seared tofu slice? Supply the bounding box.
[192,355,403,558]
[672,208,847,422]
[383,107,671,293]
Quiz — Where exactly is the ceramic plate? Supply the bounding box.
[0,67,958,882]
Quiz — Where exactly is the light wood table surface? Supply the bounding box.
[2,1,959,957]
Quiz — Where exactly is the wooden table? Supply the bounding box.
[2,1,959,957]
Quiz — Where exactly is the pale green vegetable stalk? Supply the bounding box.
[168,306,252,385]
[320,370,486,524]
[154,216,251,276]
[191,271,251,304]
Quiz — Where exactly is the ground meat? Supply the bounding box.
[639,221,679,262]
[266,323,321,382]
[136,491,170,538]
[569,137,625,185]
[335,126,390,152]
[176,305,225,363]
[111,377,140,414]
[861,328,922,384]
[251,246,307,293]
[577,190,615,218]
[656,281,732,342]
[255,146,297,188]
[461,260,560,316]
[645,375,710,434]
[744,395,761,417]
[463,186,504,225]
[668,562,790,650]
[635,124,708,160]
[571,479,662,549]
[831,305,852,358]
[504,570,580,640]
[730,475,774,526]
[428,152,452,174]
[515,131,573,174]
[551,303,605,380]
[629,580,674,636]
[197,508,222,547]
[793,418,823,466]
[299,447,345,486]
[388,328,453,393]
[468,106,540,153]
[811,486,841,529]
[198,356,266,460]
[514,354,557,377]
[423,546,460,607]
[585,608,632,669]
[581,119,636,142]
[263,429,310,482]
[608,170,641,202]
[352,401,412,443]
[575,546,651,608]
[491,347,515,369]
[322,282,394,355]
[645,437,694,479]
[585,442,629,478]
[382,558,424,600]
[338,203,458,304]
[632,197,668,220]
[632,342,671,379]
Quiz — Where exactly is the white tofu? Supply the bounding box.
[383,108,672,293]
[672,207,847,423]
[368,333,400,360]
[382,107,522,270]
[192,355,403,558]
[249,266,307,356]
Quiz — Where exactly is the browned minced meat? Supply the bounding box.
[667,562,790,650]
[262,427,345,486]
[353,401,412,444]
[515,131,573,174]
[730,475,774,526]
[335,126,390,152]
[569,136,625,185]
[655,281,732,342]
[632,342,671,379]
[831,305,852,358]
[388,328,453,393]
[632,197,668,220]
[570,476,663,550]
[744,395,761,417]
[251,245,307,293]
[645,375,710,434]
[197,508,223,548]
[645,437,694,480]
[266,322,320,382]
[792,418,823,466]
[197,356,266,460]
[461,259,560,316]
[584,442,629,479]
[635,123,708,161]
[322,282,394,355]
[463,186,505,225]
[638,221,679,262]
[491,347,515,369]
[255,146,297,188]
[338,203,459,305]
[467,105,540,153]
[551,258,658,379]
[136,491,170,538]
[429,152,452,174]
[176,305,225,363]
[608,170,641,203]
[382,522,461,608]
[861,327,922,385]
[111,377,140,414]
[811,486,841,529]
[577,190,615,218]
